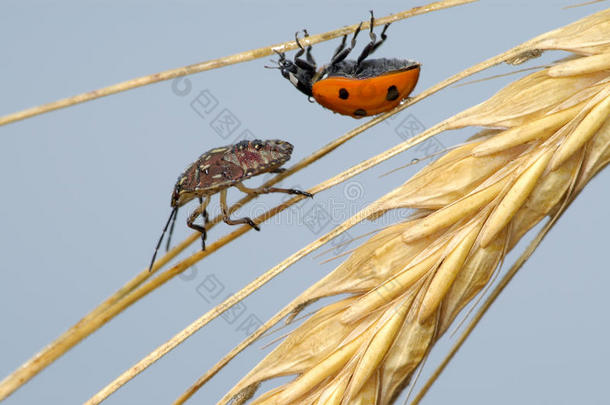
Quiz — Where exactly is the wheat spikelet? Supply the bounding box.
[215,9,610,405]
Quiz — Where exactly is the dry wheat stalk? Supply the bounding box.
[0,0,474,127]
[0,3,481,401]
[211,9,610,405]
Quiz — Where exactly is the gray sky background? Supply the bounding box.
[1,1,609,404]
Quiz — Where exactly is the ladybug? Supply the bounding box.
[272,11,420,118]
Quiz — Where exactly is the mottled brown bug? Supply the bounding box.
[149,139,312,270]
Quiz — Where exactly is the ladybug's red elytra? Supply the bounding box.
[273,11,420,118]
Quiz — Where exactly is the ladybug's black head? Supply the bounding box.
[275,52,315,98]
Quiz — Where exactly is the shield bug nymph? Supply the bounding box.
[148,139,313,270]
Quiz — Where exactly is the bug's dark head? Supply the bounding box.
[273,52,315,98]
[170,186,181,208]
[248,139,294,173]
[171,172,196,208]
[265,139,294,160]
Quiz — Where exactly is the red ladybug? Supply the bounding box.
[272,11,420,118]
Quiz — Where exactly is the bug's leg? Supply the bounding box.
[276,50,287,64]
[294,30,316,72]
[330,22,362,66]
[269,167,287,174]
[220,189,260,231]
[186,211,206,250]
[294,31,305,59]
[236,182,313,198]
[370,22,390,53]
[331,34,347,62]
[199,196,211,247]
[186,196,211,250]
[356,11,391,67]
[303,29,316,68]
[149,207,178,272]
[197,197,210,225]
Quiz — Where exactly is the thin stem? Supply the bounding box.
[87,205,376,405]
[563,0,606,10]
[0,11,517,397]
[84,117,475,404]
[172,41,556,405]
[84,27,547,405]
[0,95,392,400]
[85,114,460,404]
[0,231,199,401]
[0,0,476,127]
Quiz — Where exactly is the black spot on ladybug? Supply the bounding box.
[386,85,399,101]
[353,109,367,117]
[339,88,349,99]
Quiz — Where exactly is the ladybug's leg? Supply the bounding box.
[303,29,316,67]
[186,196,211,250]
[370,23,390,54]
[220,189,260,231]
[294,31,306,59]
[356,11,391,66]
[294,30,316,72]
[330,22,362,66]
[331,34,347,62]
[236,182,313,198]
[276,51,287,65]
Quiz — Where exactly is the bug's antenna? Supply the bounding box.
[265,59,280,69]
[264,53,283,69]
[165,208,179,252]
[149,207,178,272]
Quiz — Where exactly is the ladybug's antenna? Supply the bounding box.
[264,52,283,69]
[149,207,178,272]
